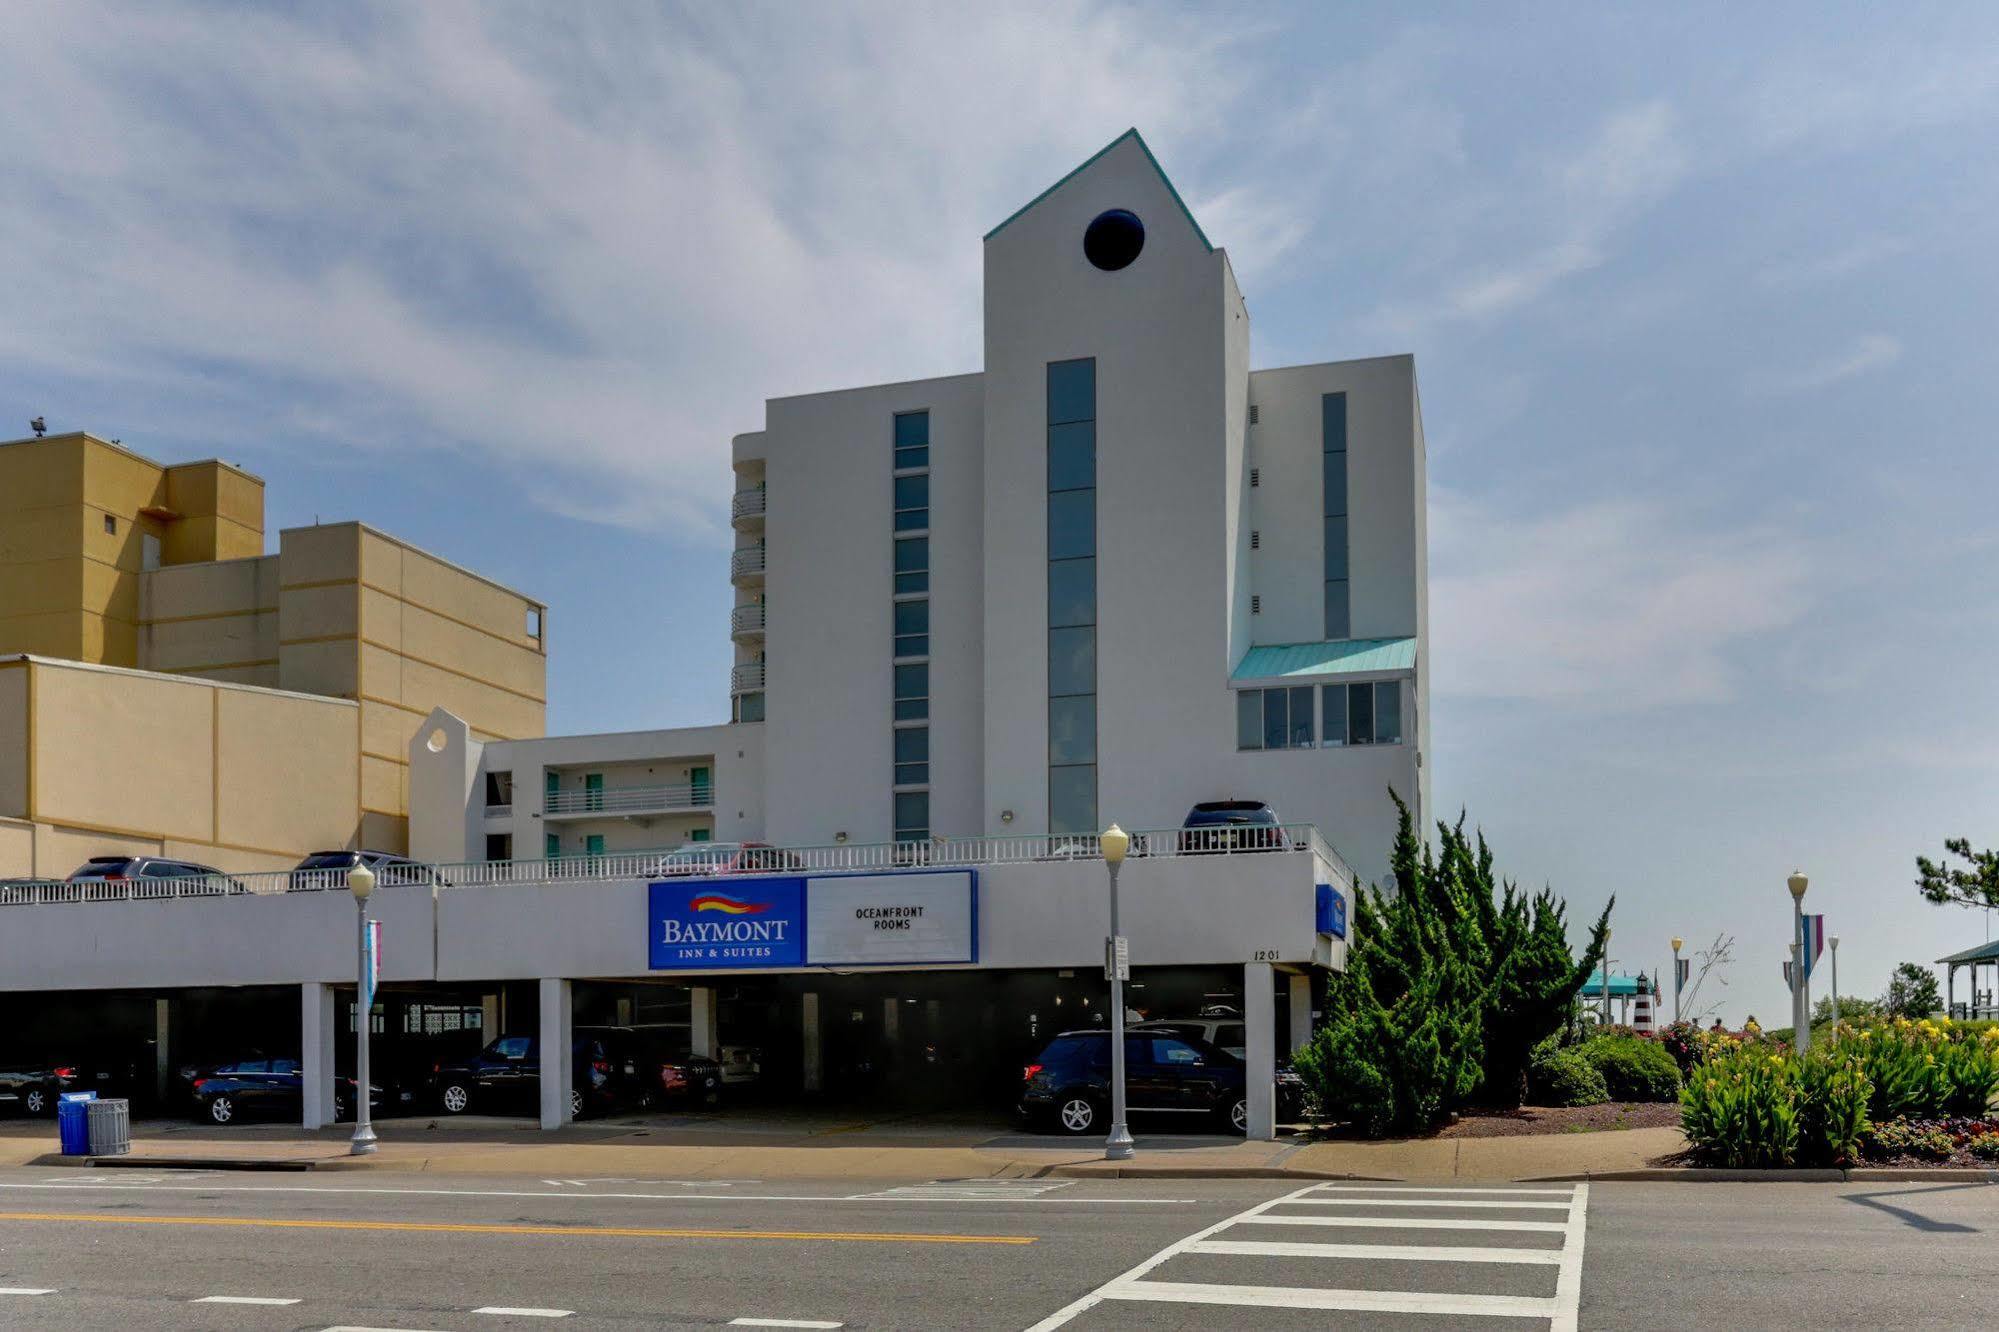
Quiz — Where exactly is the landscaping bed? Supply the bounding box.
[1438,1102,1680,1138]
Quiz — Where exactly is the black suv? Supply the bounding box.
[67,856,247,892]
[289,850,447,892]
[1018,1029,1249,1136]
[1178,800,1286,853]
[432,1027,638,1120]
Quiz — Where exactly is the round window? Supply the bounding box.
[1083,209,1145,271]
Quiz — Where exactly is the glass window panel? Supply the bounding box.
[894,537,928,574]
[1347,681,1374,745]
[895,509,927,533]
[894,791,930,839]
[895,601,929,635]
[1289,686,1315,748]
[894,662,928,701]
[1047,359,1096,426]
[1323,515,1348,580]
[1049,695,1096,765]
[1049,764,1097,835]
[895,727,928,763]
[1262,686,1289,751]
[1323,448,1347,517]
[1321,685,1346,747]
[1048,558,1095,628]
[1048,490,1096,561]
[895,445,929,469]
[894,634,928,658]
[894,697,928,721]
[1048,626,1095,697]
[895,571,929,595]
[1048,421,1095,492]
[1374,680,1402,744]
[895,762,929,786]
[1324,579,1350,639]
[894,474,929,512]
[1322,392,1347,452]
[1236,690,1262,750]
[894,412,929,449]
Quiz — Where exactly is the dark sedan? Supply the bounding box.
[0,1062,77,1116]
[190,1058,381,1125]
[1018,1029,1250,1135]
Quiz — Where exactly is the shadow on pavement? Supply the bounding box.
[1842,1182,1986,1234]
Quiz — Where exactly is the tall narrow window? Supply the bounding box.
[1047,358,1097,834]
[1323,392,1350,639]
[892,411,932,841]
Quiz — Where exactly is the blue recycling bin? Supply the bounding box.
[57,1091,96,1156]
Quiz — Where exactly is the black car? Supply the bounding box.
[66,855,247,893]
[432,1027,636,1120]
[1178,800,1286,853]
[626,1029,723,1109]
[189,1058,383,1125]
[1018,1029,1250,1136]
[288,850,447,892]
[0,1061,79,1116]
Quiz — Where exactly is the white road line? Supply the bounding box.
[729,1320,844,1329]
[1237,1213,1569,1233]
[473,1307,572,1318]
[1186,1238,1563,1264]
[321,1327,448,1331]
[194,1295,303,1305]
[1098,1279,1560,1318]
[0,1287,55,1296]
[1551,1181,1590,1332]
[1276,1196,1573,1209]
[0,1179,1189,1207]
[1303,1184,1574,1196]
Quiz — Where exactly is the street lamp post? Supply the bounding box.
[1100,823,1134,1163]
[1671,937,1684,1025]
[1788,871,1809,1055]
[1830,936,1841,1033]
[348,862,377,1156]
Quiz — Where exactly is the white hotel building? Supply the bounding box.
[0,131,1427,1141]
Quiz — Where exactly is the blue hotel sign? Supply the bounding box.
[1315,883,1348,939]
[648,877,806,970]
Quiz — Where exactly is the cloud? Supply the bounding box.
[1757,236,1911,289]
[1430,490,1813,708]
[1756,334,1903,394]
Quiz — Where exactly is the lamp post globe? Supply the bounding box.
[348,860,377,1155]
[1787,871,1808,900]
[1670,937,1685,1024]
[1671,936,1683,954]
[1100,823,1134,1162]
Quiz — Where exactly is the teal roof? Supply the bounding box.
[984,128,1213,253]
[1578,974,1652,998]
[1938,940,1999,965]
[1232,637,1417,683]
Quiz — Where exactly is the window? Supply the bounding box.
[526,607,543,640]
[484,833,512,862]
[893,473,929,532]
[1047,357,1098,836]
[494,1036,531,1060]
[1372,680,1402,744]
[893,599,929,658]
[894,411,930,469]
[483,771,513,807]
[1152,1038,1204,1065]
[1323,392,1350,639]
[1320,679,1405,746]
[895,726,929,786]
[736,691,765,723]
[894,662,928,720]
[103,513,116,535]
[1235,687,1317,750]
[894,537,929,594]
[894,791,930,842]
[690,828,712,842]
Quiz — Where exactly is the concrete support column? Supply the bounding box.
[481,994,501,1044]
[1288,972,1314,1054]
[301,982,336,1130]
[691,987,717,1058]
[153,997,172,1107]
[801,992,822,1092]
[882,996,900,1046]
[538,977,573,1130]
[1244,961,1276,1141]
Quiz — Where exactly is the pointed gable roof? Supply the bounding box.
[984,128,1213,252]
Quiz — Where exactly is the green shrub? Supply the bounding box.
[1529,1043,1608,1107]
[1679,1046,1800,1167]
[1796,1053,1871,1165]
[1583,1034,1681,1102]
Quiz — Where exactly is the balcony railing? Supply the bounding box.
[730,487,767,527]
[730,661,766,694]
[730,544,766,584]
[544,782,715,817]
[0,824,1351,905]
[730,603,766,640]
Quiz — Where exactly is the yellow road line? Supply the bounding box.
[0,1210,1036,1246]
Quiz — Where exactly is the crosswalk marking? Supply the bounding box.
[855,1181,1072,1201]
[0,1288,55,1296]
[473,1308,573,1318]
[194,1295,302,1305]
[1305,1185,1573,1196]
[1025,1181,1590,1331]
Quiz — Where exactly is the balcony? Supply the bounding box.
[730,486,766,531]
[543,781,715,819]
[730,602,766,643]
[730,543,766,587]
[730,661,766,695]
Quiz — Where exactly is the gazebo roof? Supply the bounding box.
[1936,940,1999,966]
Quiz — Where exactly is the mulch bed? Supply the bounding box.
[1433,1102,1681,1139]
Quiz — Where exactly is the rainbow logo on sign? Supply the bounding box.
[690,894,770,915]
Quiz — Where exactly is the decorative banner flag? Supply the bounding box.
[1801,915,1827,979]
[1782,959,1795,989]
[362,919,383,1008]
[1676,957,1692,987]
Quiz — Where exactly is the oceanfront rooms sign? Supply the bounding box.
[647,870,977,971]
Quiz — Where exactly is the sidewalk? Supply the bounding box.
[0,1112,1685,1182]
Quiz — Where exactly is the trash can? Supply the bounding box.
[56,1091,96,1157]
[86,1098,130,1157]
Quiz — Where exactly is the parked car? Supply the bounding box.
[1018,1029,1250,1136]
[0,1061,80,1116]
[66,855,247,892]
[1132,1015,1308,1120]
[432,1027,639,1120]
[189,1058,382,1125]
[646,842,804,877]
[1177,801,1286,853]
[289,850,448,892]
[716,1044,763,1087]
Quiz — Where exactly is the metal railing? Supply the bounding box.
[0,824,1351,905]
[544,782,715,816]
[730,488,767,523]
[483,803,512,820]
[730,603,766,638]
[729,544,766,581]
[730,661,766,694]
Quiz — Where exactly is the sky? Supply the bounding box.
[4,2,1998,1025]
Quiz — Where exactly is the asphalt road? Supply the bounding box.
[0,1168,1989,1329]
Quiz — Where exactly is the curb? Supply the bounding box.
[28,1153,329,1172]
[1043,1165,1397,1181]
[1524,1167,1999,1184]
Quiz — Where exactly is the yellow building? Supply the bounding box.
[0,431,547,874]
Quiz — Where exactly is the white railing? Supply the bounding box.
[483,803,512,820]
[730,661,766,694]
[0,824,1347,905]
[730,488,767,523]
[730,604,766,638]
[544,782,715,816]
[730,545,766,580]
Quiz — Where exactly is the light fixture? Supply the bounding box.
[1000,809,1014,825]
[1671,936,1683,953]
[1101,823,1129,866]
[348,862,376,902]
[834,831,848,844]
[1787,871,1808,900]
